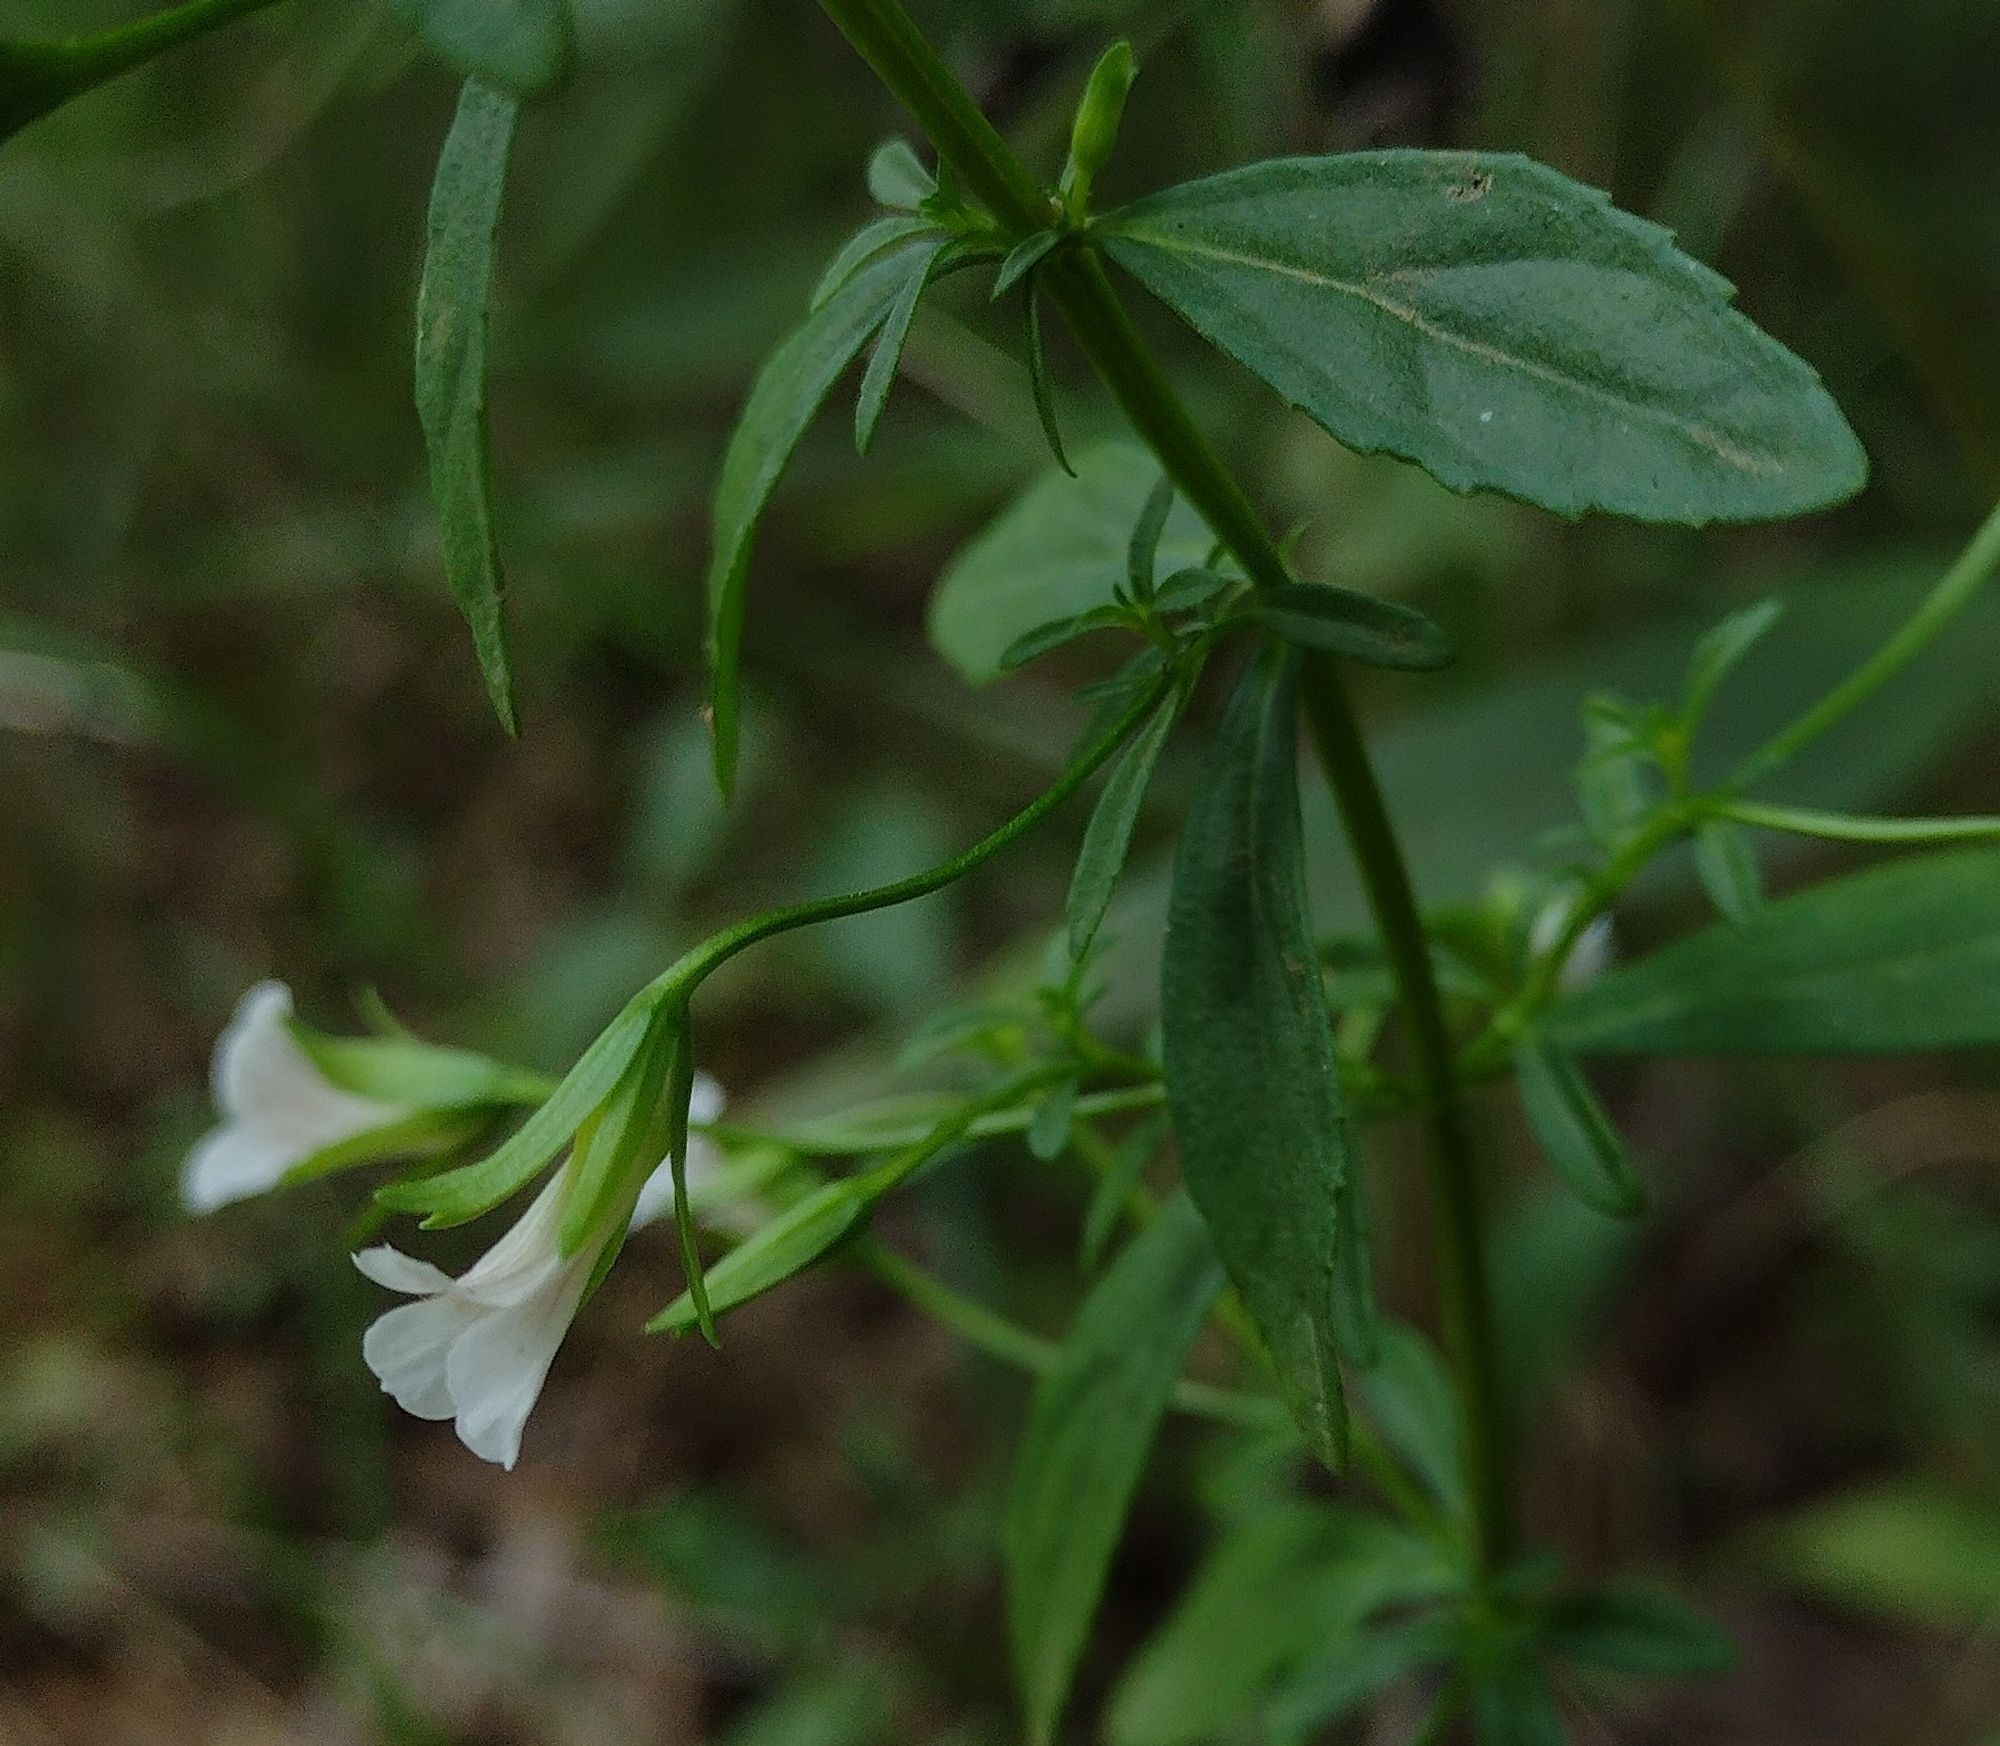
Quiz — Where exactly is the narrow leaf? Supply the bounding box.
[1252,581,1454,671]
[998,605,1130,672]
[1006,1195,1225,1746]
[1127,474,1176,603]
[1357,1321,1466,1517]
[1153,564,1238,616]
[1100,152,1867,525]
[1025,280,1073,476]
[1026,1077,1079,1162]
[1079,1113,1165,1272]
[1514,1032,1645,1218]
[376,996,656,1227]
[648,1179,871,1333]
[1163,648,1353,1467]
[1684,597,1784,726]
[707,237,934,793]
[812,213,938,309]
[1693,817,1763,926]
[661,1016,718,1345]
[1068,691,1179,959]
[416,81,523,734]
[1551,847,2000,1056]
[855,237,951,452]
[393,0,572,97]
[1546,1586,1736,1678]
[994,230,1061,299]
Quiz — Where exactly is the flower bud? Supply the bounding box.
[1062,41,1136,218]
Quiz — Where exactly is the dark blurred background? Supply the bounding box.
[4,0,2000,1741]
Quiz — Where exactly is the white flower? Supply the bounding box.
[355,1072,728,1471]
[182,982,404,1214]
[1529,894,1616,990]
[632,1072,728,1229]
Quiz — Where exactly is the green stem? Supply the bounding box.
[808,0,1514,1578]
[1735,493,2000,789]
[643,665,1175,1010]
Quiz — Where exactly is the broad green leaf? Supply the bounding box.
[1099,152,1867,525]
[1006,1195,1225,1746]
[1758,1483,2000,1627]
[1692,817,1763,925]
[416,81,524,734]
[1250,580,1454,671]
[855,236,952,452]
[1546,1585,1735,1678]
[376,996,656,1227]
[707,237,937,793]
[648,1179,873,1334]
[1551,847,2000,1056]
[1068,692,1179,958]
[929,443,1214,683]
[1106,1500,1448,1746]
[1514,1034,1645,1218]
[393,0,572,96]
[1162,648,1353,1467]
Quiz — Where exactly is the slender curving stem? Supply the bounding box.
[810,0,1516,1575]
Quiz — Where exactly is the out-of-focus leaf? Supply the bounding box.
[1473,1657,1568,1746]
[1079,1113,1164,1272]
[1163,649,1352,1468]
[929,443,1214,683]
[1068,691,1179,959]
[1006,1195,1225,1746]
[1546,1585,1736,1678]
[1758,1483,2000,1627]
[1514,1034,1645,1218]
[1100,152,1867,524]
[1684,597,1785,728]
[1553,848,2000,1056]
[1358,1321,1466,1518]
[416,81,524,733]
[867,137,935,210]
[393,0,572,95]
[1106,1500,1449,1746]
[1692,817,1764,925]
[707,237,938,793]
[1250,581,1455,671]
[601,1490,831,1638]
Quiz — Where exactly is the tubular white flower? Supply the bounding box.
[356,1072,731,1470]
[182,982,405,1214]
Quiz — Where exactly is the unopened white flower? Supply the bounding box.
[1529,894,1615,991]
[356,1072,729,1470]
[183,982,404,1214]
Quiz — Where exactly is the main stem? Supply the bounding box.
[811,0,1515,1573]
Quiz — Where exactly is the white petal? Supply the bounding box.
[363,1296,478,1421]
[442,1260,594,1470]
[352,1245,455,1296]
[689,1072,726,1126]
[180,1122,297,1213]
[630,1133,727,1232]
[456,1171,571,1306]
[211,980,401,1152]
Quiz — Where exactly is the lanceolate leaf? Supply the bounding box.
[855,235,952,452]
[393,0,572,97]
[1005,1195,1225,1746]
[648,1179,873,1333]
[1546,1586,1736,1677]
[1068,691,1179,959]
[1552,847,2000,1056]
[1251,581,1454,671]
[1163,647,1353,1467]
[416,81,524,734]
[707,237,937,793]
[1514,1032,1646,1218]
[1099,152,1867,525]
